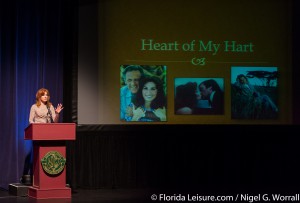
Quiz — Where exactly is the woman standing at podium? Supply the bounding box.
[29,88,64,123]
[22,88,64,185]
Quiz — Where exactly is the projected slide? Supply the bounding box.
[78,0,292,125]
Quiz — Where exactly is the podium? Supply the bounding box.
[24,123,76,199]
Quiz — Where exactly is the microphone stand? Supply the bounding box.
[47,106,54,123]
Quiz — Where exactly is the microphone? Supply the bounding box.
[47,106,54,123]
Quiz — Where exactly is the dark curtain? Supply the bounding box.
[0,0,76,189]
[71,125,300,192]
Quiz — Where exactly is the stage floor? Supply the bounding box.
[0,187,153,203]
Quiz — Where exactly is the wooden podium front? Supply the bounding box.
[24,123,76,199]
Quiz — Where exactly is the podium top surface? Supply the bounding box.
[24,123,76,140]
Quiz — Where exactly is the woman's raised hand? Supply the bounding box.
[55,103,64,114]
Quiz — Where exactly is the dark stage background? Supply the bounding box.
[0,0,76,189]
[1,0,300,195]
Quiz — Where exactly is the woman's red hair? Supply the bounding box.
[35,88,52,107]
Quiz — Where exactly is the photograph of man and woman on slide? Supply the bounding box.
[175,78,224,115]
[120,65,278,122]
[120,65,167,122]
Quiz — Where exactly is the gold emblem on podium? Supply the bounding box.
[41,151,66,175]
